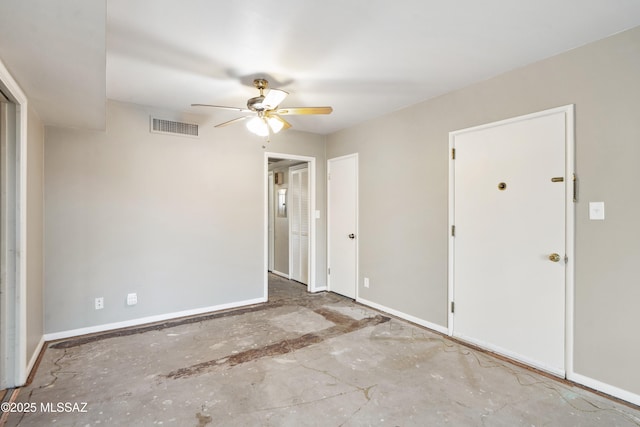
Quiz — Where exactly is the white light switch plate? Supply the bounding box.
[589,202,605,220]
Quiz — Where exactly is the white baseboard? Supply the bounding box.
[312,286,327,293]
[25,336,45,383]
[356,296,448,335]
[271,270,289,279]
[44,297,267,342]
[356,297,640,407]
[454,331,564,377]
[569,371,640,407]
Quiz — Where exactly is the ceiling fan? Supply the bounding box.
[192,78,332,136]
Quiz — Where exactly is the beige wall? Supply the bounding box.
[44,100,326,333]
[327,26,640,397]
[26,105,44,362]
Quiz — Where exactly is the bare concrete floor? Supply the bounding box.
[5,274,640,426]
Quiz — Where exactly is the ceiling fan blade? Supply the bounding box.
[276,107,333,115]
[279,115,292,130]
[214,116,249,128]
[192,104,252,113]
[262,89,288,110]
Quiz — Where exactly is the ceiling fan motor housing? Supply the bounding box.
[247,96,266,112]
[248,78,269,111]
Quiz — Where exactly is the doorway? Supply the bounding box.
[448,106,575,376]
[264,153,317,297]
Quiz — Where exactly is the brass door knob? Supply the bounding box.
[549,253,561,262]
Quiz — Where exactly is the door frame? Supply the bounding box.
[267,171,275,272]
[327,153,359,300]
[0,59,28,387]
[448,105,575,376]
[264,152,317,295]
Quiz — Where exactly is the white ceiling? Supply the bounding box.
[1,0,640,134]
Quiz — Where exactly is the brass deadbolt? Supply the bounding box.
[498,182,507,191]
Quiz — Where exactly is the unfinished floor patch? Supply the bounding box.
[268,308,335,334]
[323,304,371,321]
[164,308,389,379]
[5,274,640,426]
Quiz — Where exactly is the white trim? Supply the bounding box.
[448,105,575,377]
[355,156,359,301]
[267,171,275,272]
[26,336,45,379]
[264,153,317,293]
[0,58,29,386]
[327,153,359,299]
[287,167,291,283]
[271,270,290,279]
[43,297,266,342]
[564,105,576,379]
[447,134,455,337]
[450,105,575,136]
[357,297,448,335]
[263,157,269,300]
[17,81,29,388]
[453,331,565,377]
[569,372,640,407]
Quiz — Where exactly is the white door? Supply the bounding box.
[451,107,572,375]
[328,154,358,299]
[268,172,275,272]
[289,165,309,284]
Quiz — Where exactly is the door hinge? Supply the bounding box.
[451,148,456,160]
[572,173,578,202]
[451,301,455,313]
[451,225,455,237]
[328,267,330,275]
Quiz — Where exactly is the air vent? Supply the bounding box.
[151,117,199,137]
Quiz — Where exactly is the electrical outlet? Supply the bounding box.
[95,297,104,310]
[127,293,137,306]
[364,277,370,288]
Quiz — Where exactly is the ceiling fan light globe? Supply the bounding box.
[246,117,269,136]
[267,116,284,134]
